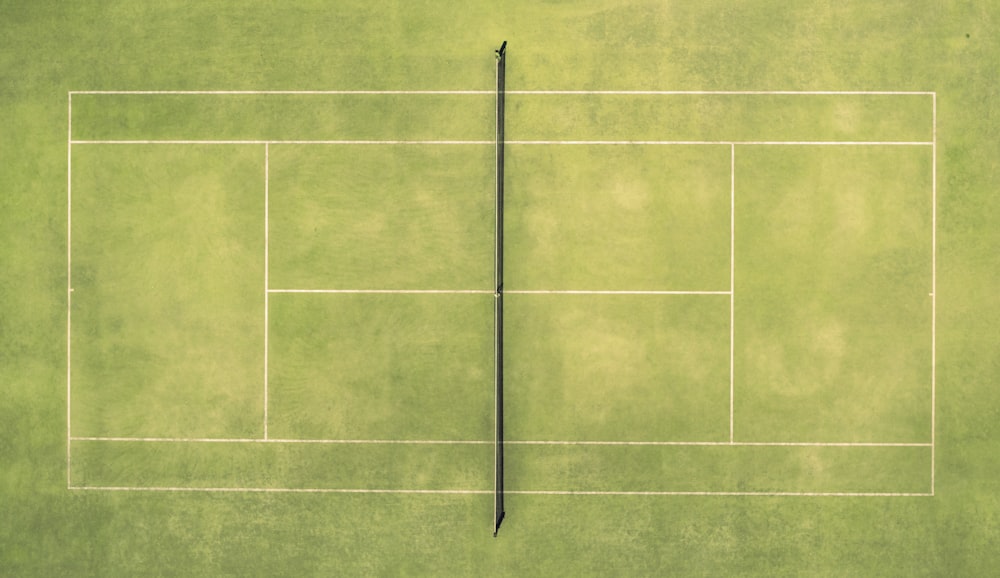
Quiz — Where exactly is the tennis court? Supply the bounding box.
[8,1,1000,574]
[68,89,934,500]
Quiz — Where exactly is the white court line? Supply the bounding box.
[507,141,933,146]
[67,486,931,497]
[69,139,933,146]
[69,140,494,145]
[505,290,730,295]
[66,92,73,488]
[931,92,937,495]
[71,437,491,444]
[69,90,934,96]
[507,90,936,96]
[730,144,736,443]
[69,90,495,95]
[508,441,931,447]
[268,289,493,294]
[70,437,930,447]
[263,143,269,440]
[70,486,492,494]
[507,490,933,497]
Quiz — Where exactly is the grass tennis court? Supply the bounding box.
[4,1,1000,575]
[67,91,933,497]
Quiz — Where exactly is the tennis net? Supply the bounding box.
[493,39,507,538]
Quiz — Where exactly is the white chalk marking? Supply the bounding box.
[70,486,491,494]
[66,486,931,497]
[70,140,494,145]
[507,490,932,497]
[69,90,934,96]
[70,437,930,447]
[66,92,73,488]
[263,143,269,440]
[730,143,736,443]
[505,290,730,295]
[268,289,493,294]
[70,437,491,444]
[68,140,932,146]
[931,92,937,495]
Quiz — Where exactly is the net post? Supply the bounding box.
[493,39,507,538]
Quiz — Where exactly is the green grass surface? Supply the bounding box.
[71,145,265,438]
[4,0,1000,575]
[74,441,491,491]
[72,93,493,141]
[507,294,730,442]
[269,144,493,290]
[506,144,730,290]
[736,146,933,443]
[507,93,931,141]
[269,293,492,441]
[508,444,929,494]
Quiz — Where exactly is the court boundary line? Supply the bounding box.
[66,92,73,489]
[66,486,933,497]
[69,90,935,95]
[513,490,932,497]
[71,437,490,444]
[931,92,937,496]
[70,140,495,145]
[70,436,932,447]
[730,144,736,443]
[263,144,270,440]
[69,139,933,146]
[70,486,492,494]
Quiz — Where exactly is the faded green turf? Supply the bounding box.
[269,144,493,290]
[73,440,491,491]
[735,145,933,443]
[4,1,1000,576]
[506,144,730,290]
[506,294,730,442]
[71,145,265,438]
[72,93,493,141]
[268,293,493,441]
[507,444,930,494]
[507,93,931,142]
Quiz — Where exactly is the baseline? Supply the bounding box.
[69,139,933,146]
[69,90,935,96]
[67,486,931,497]
[70,437,930,447]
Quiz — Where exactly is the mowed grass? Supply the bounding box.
[268,293,493,441]
[506,144,731,290]
[735,145,932,443]
[507,444,930,494]
[507,93,931,142]
[70,96,934,496]
[268,144,493,290]
[71,145,265,439]
[8,1,1000,574]
[506,294,730,442]
[73,439,491,491]
[71,93,493,142]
